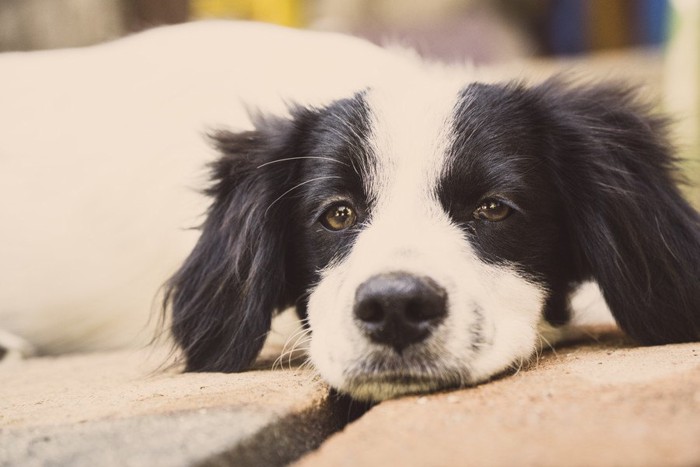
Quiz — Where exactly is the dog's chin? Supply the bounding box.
[330,351,476,401]
[339,373,465,401]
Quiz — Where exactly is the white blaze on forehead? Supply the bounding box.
[362,73,467,214]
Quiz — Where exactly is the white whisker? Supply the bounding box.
[264,176,341,217]
[257,156,350,169]
[273,324,312,370]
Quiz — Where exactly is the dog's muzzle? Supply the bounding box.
[353,272,447,352]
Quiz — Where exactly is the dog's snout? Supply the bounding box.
[353,272,447,352]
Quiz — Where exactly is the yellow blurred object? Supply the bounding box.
[191,0,251,18]
[191,0,303,27]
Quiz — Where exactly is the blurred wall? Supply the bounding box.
[0,0,188,52]
[0,0,126,51]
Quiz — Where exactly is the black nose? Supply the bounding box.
[353,272,447,352]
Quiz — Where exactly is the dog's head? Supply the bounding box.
[166,75,700,401]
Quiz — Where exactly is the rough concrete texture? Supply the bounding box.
[3,329,699,467]
[0,345,348,467]
[297,330,700,467]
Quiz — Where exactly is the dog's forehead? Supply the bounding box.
[351,78,464,203]
[365,79,464,163]
[357,76,530,214]
[308,77,534,213]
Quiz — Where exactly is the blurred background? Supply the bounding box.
[0,0,681,58]
[0,0,697,196]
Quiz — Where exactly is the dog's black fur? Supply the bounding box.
[166,79,700,376]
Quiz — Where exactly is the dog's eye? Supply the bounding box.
[320,204,357,231]
[473,199,512,222]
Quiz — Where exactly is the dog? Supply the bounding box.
[165,64,700,401]
[2,22,698,402]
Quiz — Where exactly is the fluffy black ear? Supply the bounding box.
[165,114,307,372]
[536,79,700,344]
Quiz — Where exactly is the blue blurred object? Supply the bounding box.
[547,0,669,56]
[549,0,587,55]
[638,0,669,45]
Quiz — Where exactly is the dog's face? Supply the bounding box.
[167,74,700,401]
[297,83,566,400]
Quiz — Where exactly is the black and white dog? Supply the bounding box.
[166,60,700,400]
[1,22,698,402]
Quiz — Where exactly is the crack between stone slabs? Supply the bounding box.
[196,390,374,467]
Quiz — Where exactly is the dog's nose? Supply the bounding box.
[353,272,447,352]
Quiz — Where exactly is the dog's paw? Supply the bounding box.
[0,329,36,362]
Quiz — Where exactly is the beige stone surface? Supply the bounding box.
[2,329,700,466]
[297,331,700,467]
[0,347,317,429]
[0,345,331,466]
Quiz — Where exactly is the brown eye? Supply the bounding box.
[321,204,357,231]
[473,199,512,222]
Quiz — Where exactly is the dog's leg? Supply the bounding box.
[538,281,618,352]
[0,329,36,362]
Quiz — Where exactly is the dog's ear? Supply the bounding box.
[165,112,310,372]
[536,80,700,344]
